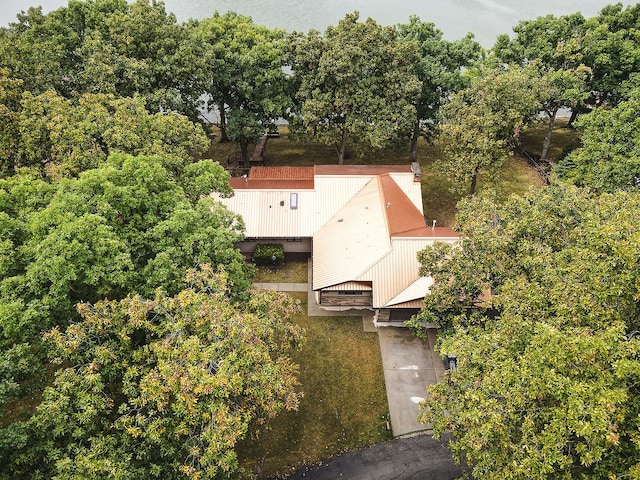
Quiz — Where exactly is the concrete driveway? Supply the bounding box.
[377,327,446,437]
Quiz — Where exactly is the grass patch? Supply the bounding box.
[237,292,392,478]
[253,260,309,283]
[417,141,546,227]
[520,118,581,161]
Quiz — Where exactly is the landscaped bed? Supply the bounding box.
[237,292,392,478]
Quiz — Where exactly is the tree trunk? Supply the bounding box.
[540,108,558,164]
[337,128,348,165]
[469,166,480,196]
[409,121,420,163]
[241,139,250,169]
[566,109,579,129]
[218,101,230,143]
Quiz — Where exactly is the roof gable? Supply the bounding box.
[312,178,391,290]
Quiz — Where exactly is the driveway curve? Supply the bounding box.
[278,433,463,480]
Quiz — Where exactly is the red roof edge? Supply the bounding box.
[393,226,459,238]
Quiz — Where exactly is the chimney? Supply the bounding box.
[411,162,421,181]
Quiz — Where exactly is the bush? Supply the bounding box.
[253,244,285,266]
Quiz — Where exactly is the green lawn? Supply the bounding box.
[236,292,392,478]
[253,260,309,283]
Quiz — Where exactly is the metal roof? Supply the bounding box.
[249,166,315,180]
[214,165,460,310]
[388,172,423,211]
[384,276,434,307]
[385,299,425,309]
[211,189,318,237]
[379,173,427,236]
[323,281,373,291]
[214,173,382,238]
[312,178,391,290]
[314,165,413,176]
[356,238,439,308]
[229,178,314,190]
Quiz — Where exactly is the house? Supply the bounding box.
[212,164,459,325]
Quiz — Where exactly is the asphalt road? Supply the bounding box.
[278,434,464,480]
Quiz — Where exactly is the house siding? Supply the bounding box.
[320,290,373,307]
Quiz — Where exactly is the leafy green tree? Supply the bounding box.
[0,155,253,464]
[437,65,542,195]
[557,87,640,192]
[0,171,56,411]
[494,5,640,123]
[535,66,590,164]
[288,12,420,164]
[3,266,303,479]
[493,13,587,70]
[415,186,640,479]
[194,12,292,165]
[17,92,208,177]
[0,153,250,346]
[0,0,201,118]
[0,69,23,175]
[0,6,67,95]
[582,3,640,108]
[493,13,591,163]
[397,16,482,162]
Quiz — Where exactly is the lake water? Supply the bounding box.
[1,0,636,45]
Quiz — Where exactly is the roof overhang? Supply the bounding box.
[384,276,434,307]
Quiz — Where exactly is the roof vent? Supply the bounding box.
[290,192,298,210]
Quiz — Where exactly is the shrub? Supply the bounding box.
[253,244,285,266]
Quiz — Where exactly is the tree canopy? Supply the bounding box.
[2,266,303,479]
[0,0,200,116]
[415,186,640,479]
[557,87,640,192]
[397,16,482,162]
[287,12,420,164]
[193,12,292,166]
[436,64,542,195]
[0,154,252,420]
[491,5,640,174]
[16,92,208,178]
[1,153,248,335]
